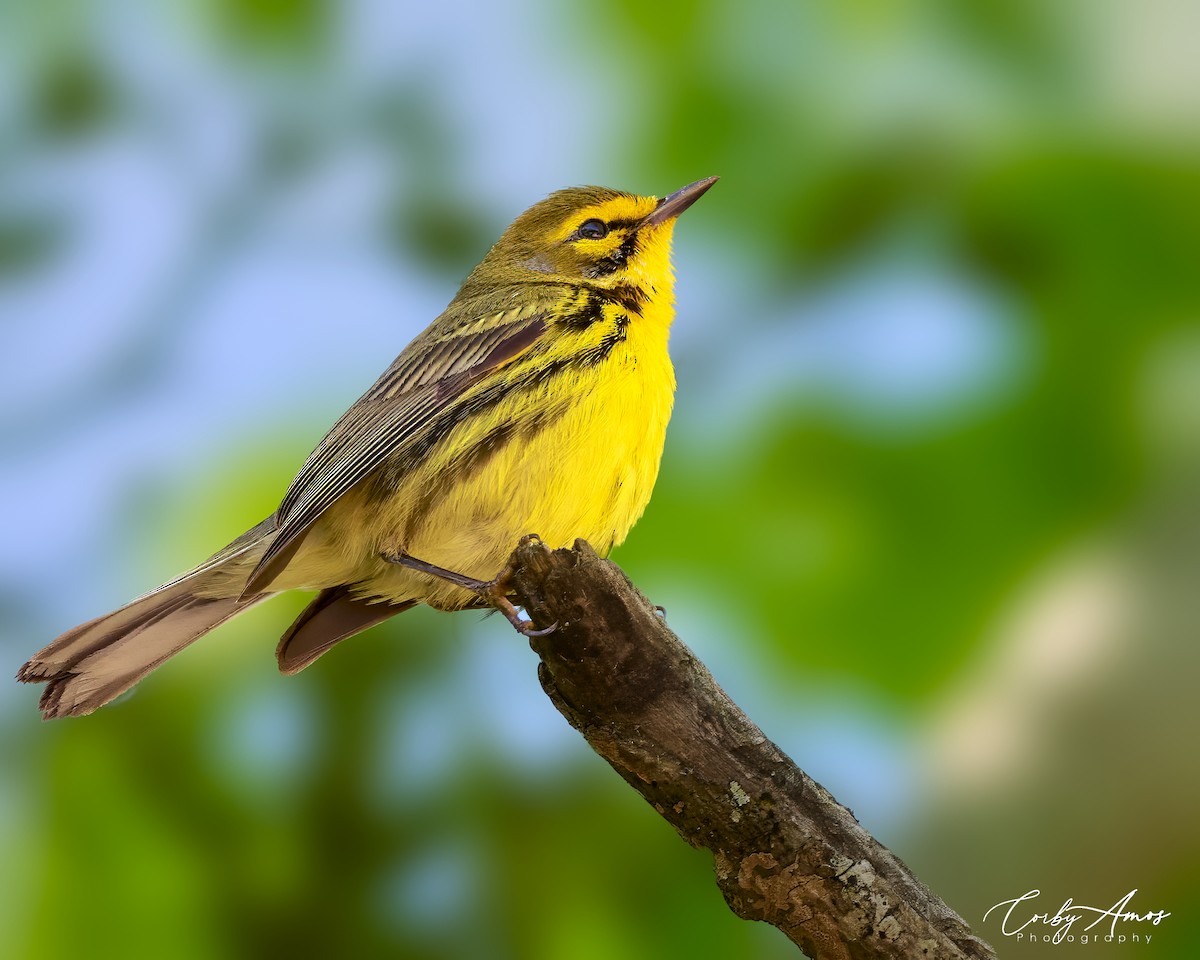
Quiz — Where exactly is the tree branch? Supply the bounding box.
[506,538,995,960]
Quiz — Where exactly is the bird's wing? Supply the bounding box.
[244,306,549,593]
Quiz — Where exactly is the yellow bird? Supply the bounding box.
[19,176,718,719]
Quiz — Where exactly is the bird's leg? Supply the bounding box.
[382,546,557,637]
[384,551,490,591]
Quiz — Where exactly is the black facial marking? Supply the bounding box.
[586,232,641,278]
[604,217,642,232]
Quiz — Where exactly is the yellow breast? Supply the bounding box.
[279,299,677,610]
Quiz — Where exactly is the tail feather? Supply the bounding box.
[20,591,193,681]
[19,585,267,720]
[17,515,420,719]
[18,517,279,720]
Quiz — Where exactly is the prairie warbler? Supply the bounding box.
[19,176,717,719]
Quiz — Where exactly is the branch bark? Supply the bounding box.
[506,538,995,960]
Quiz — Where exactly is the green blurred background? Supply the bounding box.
[3,1,1198,957]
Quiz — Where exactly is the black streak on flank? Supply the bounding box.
[576,281,647,316]
[384,335,623,482]
[400,418,516,544]
[608,283,647,314]
[561,286,646,330]
[559,293,605,331]
[453,419,518,480]
[399,404,564,546]
[601,315,630,350]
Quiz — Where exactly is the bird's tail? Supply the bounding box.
[17,518,277,720]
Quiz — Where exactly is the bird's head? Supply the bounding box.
[464,177,718,298]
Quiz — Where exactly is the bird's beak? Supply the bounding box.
[642,176,719,228]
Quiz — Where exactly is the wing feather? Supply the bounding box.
[244,308,549,593]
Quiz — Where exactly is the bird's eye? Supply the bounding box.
[576,218,608,240]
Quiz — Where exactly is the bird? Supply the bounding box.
[18,176,718,719]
